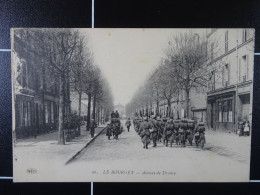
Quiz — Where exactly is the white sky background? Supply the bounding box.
[80,29,203,106]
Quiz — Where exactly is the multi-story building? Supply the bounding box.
[206,29,254,131]
[128,29,254,133]
[13,33,70,139]
[70,92,88,120]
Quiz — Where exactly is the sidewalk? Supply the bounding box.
[205,130,251,164]
[14,125,107,164]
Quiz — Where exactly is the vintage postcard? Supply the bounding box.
[12,28,254,182]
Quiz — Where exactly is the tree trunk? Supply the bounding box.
[186,89,190,118]
[156,101,159,117]
[167,99,171,117]
[58,74,65,144]
[177,89,180,119]
[100,106,103,124]
[96,102,99,125]
[87,93,92,131]
[42,65,46,131]
[77,91,82,135]
[92,95,96,121]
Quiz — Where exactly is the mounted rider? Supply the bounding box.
[115,110,120,118]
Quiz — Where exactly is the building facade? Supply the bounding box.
[13,33,70,139]
[206,29,254,132]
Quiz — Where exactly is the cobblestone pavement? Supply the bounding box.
[205,130,250,164]
[65,120,250,182]
[13,125,106,182]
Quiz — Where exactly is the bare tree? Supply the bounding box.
[70,35,93,135]
[165,31,211,118]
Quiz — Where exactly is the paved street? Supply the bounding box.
[13,125,106,182]
[65,120,250,182]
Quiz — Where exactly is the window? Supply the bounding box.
[217,102,222,122]
[225,31,229,53]
[242,29,247,43]
[222,64,230,87]
[51,102,54,123]
[209,71,215,91]
[45,102,48,123]
[27,102,31,126]
[217,100,233,123]
[228,100,233,122]
[223,101,228,122]
[239,55,248,82]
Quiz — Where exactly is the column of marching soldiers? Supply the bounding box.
[133,116,206,149]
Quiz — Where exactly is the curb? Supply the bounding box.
[65,126,107,165]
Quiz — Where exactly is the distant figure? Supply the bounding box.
[111,111,116,118]
[125,118,131,132]
[115,110,120,118]
[244,121,250,136]
[90,119,97,138]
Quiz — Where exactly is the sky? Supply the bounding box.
[81,29,199,106]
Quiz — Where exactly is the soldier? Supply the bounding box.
[111,111,115,118]
[125,118,131,132]
[179,118,188,147]
[115,110,120,118]
[186,119,195,146]
[174,119,181,145]
[163,117,175,147]
[139,117,153,149]
[133,117,137,130]
[106,123,112,140]
[194,121,206,147]
[136,118,141,134]
[161,117,168,144]
[150,116,159,147]
[156,117,163,142]
[90,119,97,138]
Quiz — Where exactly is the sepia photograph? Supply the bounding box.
[11,28,255,182]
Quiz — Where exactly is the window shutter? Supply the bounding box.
[227,64,230,85]
[222,66,224,86]
[239,59,241,82]
[246,55,249,80]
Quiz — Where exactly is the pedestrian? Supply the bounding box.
[90,119,97,138]
[244,120,250,136]
[125,118,131,132]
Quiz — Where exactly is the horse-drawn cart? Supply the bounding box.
[106,118,123,140]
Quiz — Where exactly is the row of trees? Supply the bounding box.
[14,29,114,144]
[126,31,219,119]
